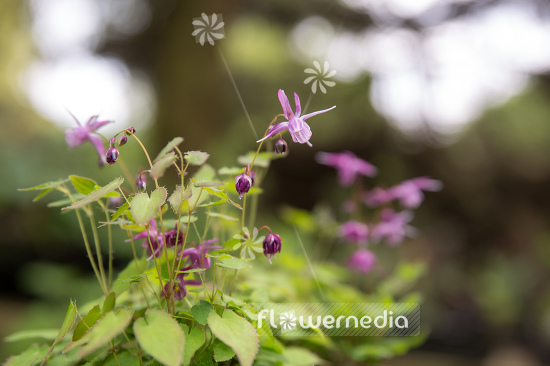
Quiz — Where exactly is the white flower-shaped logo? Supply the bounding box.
[233,227,264,259]
[304,61,336,94]
[280,312,297,331]
[191,13,225,46]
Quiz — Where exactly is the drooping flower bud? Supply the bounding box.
[136,176,146,191]
[125,127,136,135]
[235,173,252,199]
[275,139,288,154]
[263,233,282,264]
[165,228,184,247]
[106,147,119,165]
[118,135,127,146]
[108,137,116,147]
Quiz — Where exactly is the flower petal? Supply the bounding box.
[278,89,294,120]
[304,76,316,84]
[302,105,336,121]
[294,92,301,117]
[256,121,289,143]
[87,134,107,162]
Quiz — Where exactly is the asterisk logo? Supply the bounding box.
[191,13,225,46]
[304,61,336,94]
[279,312,297,331]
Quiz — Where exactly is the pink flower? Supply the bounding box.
[340,221,369,244]
[390,177,442,209]
[65,115,113,163]
[371,209,416,246]
[126,219,164,260]
[348,249,376,273]
[362,187,393,207]
[317,151,377,187]
[257,89,335,147]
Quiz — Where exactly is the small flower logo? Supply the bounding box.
[304,61,336,94]
[233,227,264,259]
[191,13,225,46]
[280,312,297,331]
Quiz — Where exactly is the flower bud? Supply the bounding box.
[118,135,127,146]
[106,146,119,165]
[125,127,136,135]
[263,233,282,264]
[235,173,252,199]
[136,176,146,191]
[275,139,288,154]
[108,137,116,147]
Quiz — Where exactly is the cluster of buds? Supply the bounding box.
[105,126,136,166]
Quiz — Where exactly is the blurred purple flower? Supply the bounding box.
[263,233,282,264]
[257,89,335,147]
[371,209,416,246]
[390,177,442,209]
[126,219,164,260]
[317,151,377,187]
[340,221,369,244]
[65,115,112,163]
[162,271,202,300]
[363,187,393,207]
[179,238,221,269]
[348,249,376,273]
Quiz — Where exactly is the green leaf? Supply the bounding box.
[196,200,225,208]
[18,178,69,191]
[218,167,243,175]
[282,347,323,366]
[208,212,238,221]
[193,180,224,187]
[47,194,85,208]
[4,329,58,343]
[3,344,49,366]
[217,257,251,270]
[130,187,167,225]
[184,150,210,166]
[112,257,148,294]
[103,351,140,366]
[202,186,242,210]
[133,309,184,366]
[190,300,213,326]
[207,310,258,366]
[213,339,235,362]
[188,165,216,208]
[102,292,116,313]
[62,177,124,210]
[33,188,53,202]
[72,305,101,342]
[193,347,214,366]
[151,152,178,179]
[181,324,205,366]
[64,308,134,358]
[237,151,280,168]
[69,175,98,195]
[168,185,192,214]
[176,268,206,274]
[155,137,184,162]
[111,198,131,221]
[56,300,77,344]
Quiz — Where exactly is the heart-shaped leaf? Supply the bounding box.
[168,185,192,214]
[130,187,167,225]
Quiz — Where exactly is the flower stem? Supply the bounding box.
[88,209,108,292]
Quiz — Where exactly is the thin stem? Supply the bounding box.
[128,133,159,188]
[88,209,108,292]
[146,227,165,305]
[98,200,114,290]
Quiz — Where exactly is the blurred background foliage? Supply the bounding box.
[2,0,550,364]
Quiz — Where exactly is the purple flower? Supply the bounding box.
[126,219,164,260]
[363,187,393,207]
[235,173,252,199]
[371,209,416,246]
[263,233,282,264]
[348,249,376,273]
[105,146,119,165]
[179,239,221,269]
[340,221,369,244]
[257,89,335,147]
[390,177,442,209]
[65,115,113,163]
[316,151,377,187]
[162,272,202,301]
[165,227,184,247]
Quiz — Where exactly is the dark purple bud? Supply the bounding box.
[275,139,288,154]
[136,177,146,191]
[118,135,127,146]
[106,147,119,165]
[108,137,116,147]
[263,233,282,264]
[125,127,136,135]
[108,196,122,210]
[165,228,184,247]
[250,171,256,186]
[235,173,252,199]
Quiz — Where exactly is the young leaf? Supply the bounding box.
[213,339,235,362]
[151,152,178,179]
[72,305,101,342]
[181,324,205,366]
[69,175,98,195]
[4,329,58,343]
[112,257,147,294]
[133,309,184,366]
[217,257,252,270]
[190,300,213,326]
[197,200,225,208]
[62,177,124,210]
[185,150,210,166]
[3,344,49,366]
[168,185,192,214]
[102,292,116,313]
[110,200,130,221]
[207,310,259,366]
[33,188,53,202]
[130,187,167,225]
[203,186,242,210]
[55,300,77,344]
[155,137,184,162]
[18,178,69,191]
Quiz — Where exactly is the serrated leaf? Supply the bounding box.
[218,167,243,175]
[203,186,242,210]
[102,292,116,313]
[168,185,192,214]
[69,175,98,195]
[217,257,251,270]
[151,152,178,179]
[72,305,101,342]
[213,339,235,362]
[155,137,184,162]
[191,300,213,326]
[110,200,130,221]
[208,212,238,221]
[62,177,124,210]
[18,178,69,191]
[130,187,167,225]
[185,150,210,166]
[197,200,225,208]
[207,310,258,366]
[133,309,184,366]
[181,324,205,366]
[4,329,58,343]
